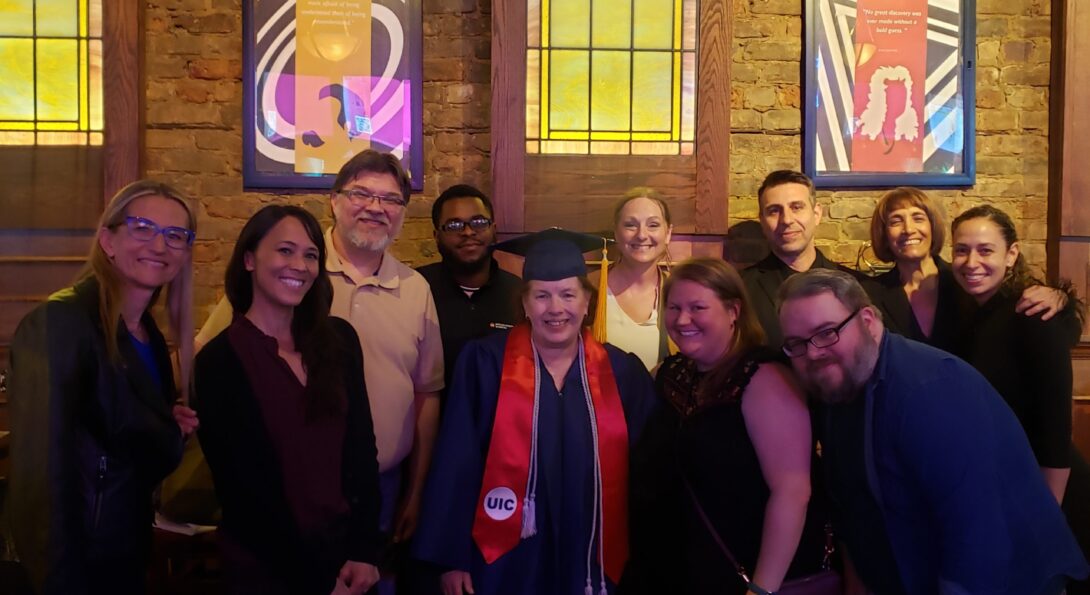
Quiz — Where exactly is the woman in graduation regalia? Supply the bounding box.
[412,229,660,595]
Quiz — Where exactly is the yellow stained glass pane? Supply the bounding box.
[549,50,589,130]
[36,0,78,37]
[527,140,539,153]
[591,51,630,131]
[672,52,680,139]
[631,132,671,140]
[528,0,541,46]
[632,51,672,132]
[590,141,630,154]
[682,0,696,50]
[681,51,695,141]
[541,140,588,154]
[37,39,79,121]
[90,131,102,145]
[80,39,88,129]
[590,131,630,140]
[633,0,673,49]
[0,131,34,144]
[0,39,35,120]
[89,39,102,130]
[527,50,540,138]
[592,0,631,49]
[551,131,589,140]
[80,0,88,36]
[549,0,588,47]
[37,131,87,144]
[37,121,78,130]
[0,0,34,36]
[91,0,103,37]
[631,141,679,155]
[0,121,34,129]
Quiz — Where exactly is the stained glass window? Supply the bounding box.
[526,0,696,156]
[0,0,103,146]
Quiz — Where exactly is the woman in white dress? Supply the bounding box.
[596,187,674,370]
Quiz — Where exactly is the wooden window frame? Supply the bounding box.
[491,0,731,234]
[102,1,142,202]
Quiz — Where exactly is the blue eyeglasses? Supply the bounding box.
[121,216,195,249]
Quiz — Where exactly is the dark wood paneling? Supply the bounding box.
[491,0,526,232]
[694,0,731,234]
[103,1,143,203]
[524,155,697,232]
[0,147,103,229]
[1060,1,1090,237]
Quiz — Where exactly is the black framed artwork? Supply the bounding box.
[242,0,424,191]
[803,0,976,188]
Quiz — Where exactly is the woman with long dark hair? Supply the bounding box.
[950,204,1089,593]
[194,205,382,594]
[9,180,199,594]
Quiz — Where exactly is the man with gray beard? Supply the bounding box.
[777,269,1087,595]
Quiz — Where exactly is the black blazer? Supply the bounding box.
[741,250,864,348]
[9,277,183,595]
[194,317,382,593]
[868,258,962,352]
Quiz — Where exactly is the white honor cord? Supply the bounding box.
[578,336,608,595]
[522,340,543,539]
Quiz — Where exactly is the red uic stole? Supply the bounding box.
[471,324,631,583]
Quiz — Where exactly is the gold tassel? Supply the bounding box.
[592,239,609,344]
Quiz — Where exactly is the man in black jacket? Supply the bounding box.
[741,170,861,347]
[416,184,520,404]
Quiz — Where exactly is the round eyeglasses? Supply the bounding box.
[439,216,492,233]
[121,216,195,249]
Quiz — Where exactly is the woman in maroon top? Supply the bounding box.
[194,205,382,594]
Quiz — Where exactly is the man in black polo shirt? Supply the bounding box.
[417,184,521,398]
[741,170,862,347]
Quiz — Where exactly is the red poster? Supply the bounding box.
[851,0,929,172]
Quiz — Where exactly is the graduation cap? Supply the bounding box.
[494,227,610,282]
[495,228,613,342]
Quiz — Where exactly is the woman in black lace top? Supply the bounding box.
[623,258,828,595]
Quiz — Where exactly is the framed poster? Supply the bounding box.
[243,0,424,191]
[803,0,975,188]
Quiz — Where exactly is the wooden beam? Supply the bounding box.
[694,0,731,234]
[102,1,143,204]
[491,0,527,232]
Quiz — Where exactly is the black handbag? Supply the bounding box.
[682,478,842,595]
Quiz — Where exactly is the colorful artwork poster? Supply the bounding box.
[803,0,975,188]
[244,0,423,190]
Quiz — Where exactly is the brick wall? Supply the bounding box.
[143,0,1052,324]
[727,0,1053,268]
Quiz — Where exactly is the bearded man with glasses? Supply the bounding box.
[777,269,1088,595]
[416,184,520,412]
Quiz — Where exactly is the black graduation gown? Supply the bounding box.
[411,330,659,595]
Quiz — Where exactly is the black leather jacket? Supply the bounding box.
[8,277,183,594]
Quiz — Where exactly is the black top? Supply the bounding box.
[9,277,183,595]
[417,258,521,397]
[741,250,864,349]
[624,349,827,595]
[868,258,963,352]
[954,292,1078,469]
[194,318,382,594]
[816,398,905,595]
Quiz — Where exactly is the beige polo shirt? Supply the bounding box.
[323,228,444,471]
[195,228,445,472]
